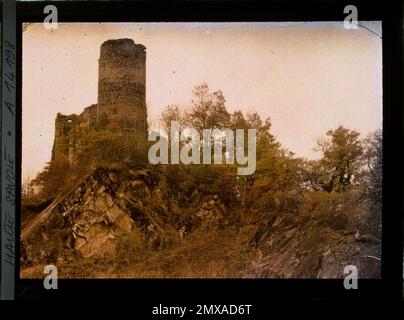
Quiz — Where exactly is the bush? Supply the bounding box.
[299,190,372,232]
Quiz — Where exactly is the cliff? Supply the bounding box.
[21,165,380,279]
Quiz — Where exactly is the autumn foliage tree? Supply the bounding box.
[160,104,185,132]
[29,83,382,245]
[31,158,70,200]
[186,83,230,132]
[315,126,364,192]
[362,129,382,203]
[24,82,383,279]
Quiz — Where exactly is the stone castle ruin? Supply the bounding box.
[51,38,148,164]
[21,38,381,279]
[22,38,229,266]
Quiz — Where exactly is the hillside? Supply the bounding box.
[21,164,381,279]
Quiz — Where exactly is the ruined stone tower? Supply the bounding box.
[97,39,147,140]
[51,39,148,164]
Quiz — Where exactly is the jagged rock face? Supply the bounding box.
[21,168,160,264]
[21,166,229,268]
[21,165,380,279]
[245,212,381,278]
[194,195,226,229]
[69,185,135,258]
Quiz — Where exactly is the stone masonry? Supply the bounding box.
[51,39,148,164]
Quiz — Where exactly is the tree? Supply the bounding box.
[22,175,35,201]
[316,126,364,192]
[31,158,70,200]
[160,104,185,132]
[301,159,331,192]
[77,130,147,169]
[247,113,279,160]
[230,111,249,130]
[361,129,382,234]
[229,111,280,161]
[362,129,382,204]
[186,83,230,133]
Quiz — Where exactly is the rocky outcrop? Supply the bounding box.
[21,166,380,279]
[21,166,228,268]
[21,167,161,264]
[245,212,381,278]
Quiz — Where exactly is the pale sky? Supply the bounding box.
[22,22,382,181]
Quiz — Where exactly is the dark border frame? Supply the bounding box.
[1,0,17,301]
[7,0,404,306]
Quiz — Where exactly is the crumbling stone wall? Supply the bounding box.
[52,113,80,164]
[51,105,97,164]
[51,38,148,165]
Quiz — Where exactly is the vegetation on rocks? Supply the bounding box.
[21,84,382,278]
